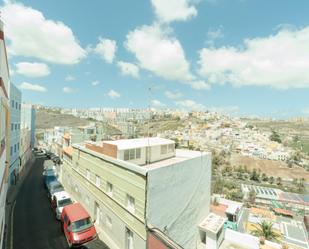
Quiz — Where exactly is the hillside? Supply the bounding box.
[36,109,90,130]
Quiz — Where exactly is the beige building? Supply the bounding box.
[0,19,10,248]
[60,137,211,249]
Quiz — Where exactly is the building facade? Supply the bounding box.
[0,19,11,248]
[9,83,21,186]
[60,137,211,249]
[20,103,36,173]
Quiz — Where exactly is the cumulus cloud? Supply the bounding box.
[63,87,77,93]
[1,2,86,64]
[186,80,211,90]
[151,0,198,23]
[65,75,75,81]
[198,26,309,89]
[117,61,139,78]
[206,26,224,46]
[91,80,100,86]
[15,62,50,77]
[151,99,165,107]
[19,82,47,92]
[107,89,120,99]
[125,24,193,81]
[93,38,117,63]
[164,90,183,99]
[175,99,205,110]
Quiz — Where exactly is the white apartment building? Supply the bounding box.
[60,137,212,249]
[9,83,21,185]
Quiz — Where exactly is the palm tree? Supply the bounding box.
[251,220,279,242]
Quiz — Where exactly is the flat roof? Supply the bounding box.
[199,213,226,234]
[103,137,174,150]
[63,203,89,222]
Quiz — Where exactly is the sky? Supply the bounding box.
[1,0,309,118]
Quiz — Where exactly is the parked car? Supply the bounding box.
[51,191,73,220]
[47,181,64,200]
[80,239,110,249]
[43,165,56,175]
[43,171,57,188]
[46,151,53,158]
[61,203,97,247]
[52,156,62,164]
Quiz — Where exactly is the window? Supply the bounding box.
[15,102,18,109]
[136,148,141,159]
[10,146,13,156]
[86,169,90,180]
[161,145,167,154]
[15,124,17,130]
[124,150,129,160]
[106,215,112,229]
[168,144,175,153]
[14,144,16,153]
[107,182,113,196]
[11,123,13,131]
[129,149,135,160]
[95,175,101,187]
[126,194,135,213]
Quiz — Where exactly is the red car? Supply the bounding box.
[61,203,97,248]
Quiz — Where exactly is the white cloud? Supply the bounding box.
[117,61,139,78]
[186,80,211,90]
[65,75,75,81]
[107,89,120,99]
[63,87,77,93]
[93,38,117,63]
[164,90,183,99]
[19,82,47,92]
[151,99,165,107]
[125,24,193,81]
[206,26,224,46]
[1,2,86,64]
[151,0,197,23]
[175,99,205,110]
[16,62,50,78]
[91,80,100,86]
[198,26,309,89]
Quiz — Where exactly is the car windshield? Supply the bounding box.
[47,176,57,182]
[45,170,56,176]
[58,198,72,207]
[71,218,92,233]
[51,186,64,194]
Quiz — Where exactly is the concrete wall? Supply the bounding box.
[146,150,212,249]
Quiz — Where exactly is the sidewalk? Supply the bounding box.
[3,152,36,249]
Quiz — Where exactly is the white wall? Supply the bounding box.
[146,151,212,249]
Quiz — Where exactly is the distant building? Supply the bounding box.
[20,103,36,172]
[60,137,211,249]
[9,83,21,185]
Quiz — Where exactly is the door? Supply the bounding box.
[95,202,100,225]
[125,227,134,249]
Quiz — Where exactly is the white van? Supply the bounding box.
[52,191,73,220]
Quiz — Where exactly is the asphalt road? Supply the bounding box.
[13,155,68,249]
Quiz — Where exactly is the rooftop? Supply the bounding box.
[103,137,174,150]
[63,203,89,222]
[199,213,226,234]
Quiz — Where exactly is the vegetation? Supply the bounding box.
[251,221,279,242]
[269,130,282,143]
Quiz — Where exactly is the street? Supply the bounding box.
[13,155,68,249]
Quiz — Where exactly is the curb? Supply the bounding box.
[3,153,36,249]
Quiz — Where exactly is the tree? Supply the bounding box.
[212,178,224,194]
[261,173,268,182]
[269,176,274,184]
[250,169,260,182]
[269,131,282,143]
[276,177,282,186]
[251,221,279,242]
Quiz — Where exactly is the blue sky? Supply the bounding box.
[1,0,309,118]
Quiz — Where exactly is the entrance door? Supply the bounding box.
[125,227,134,249]
[95,202,100,225]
